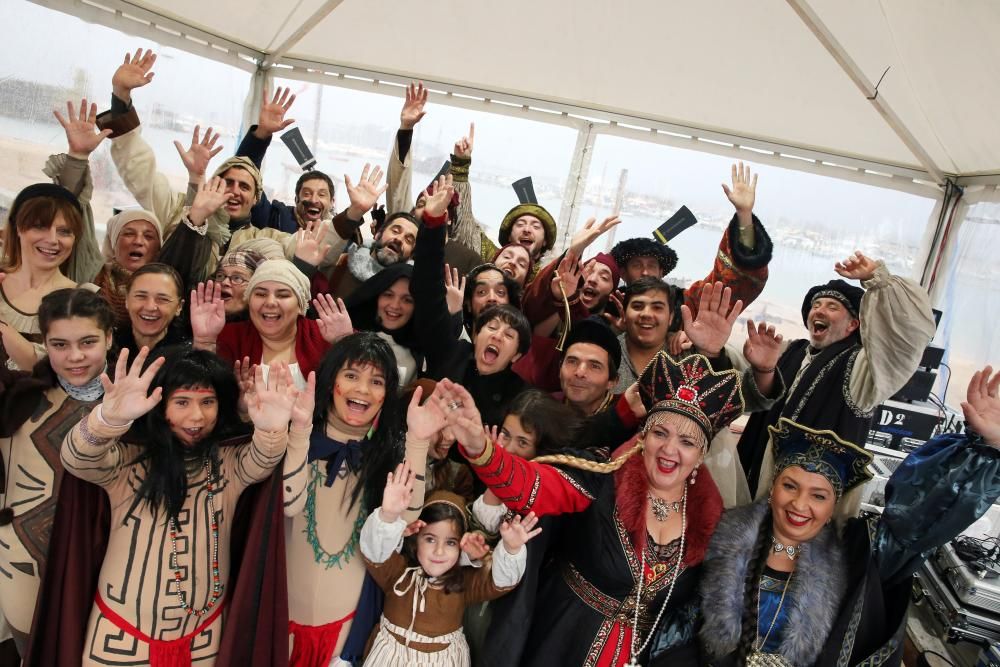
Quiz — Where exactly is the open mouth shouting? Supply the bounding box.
[224,197,243,215]
[808,316,830,341]
[302,203,323,220]
[481,344,500,366]
[580,285,600,307]
[655,455,679,475]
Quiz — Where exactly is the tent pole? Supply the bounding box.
[556,123,596,253]
[786,0,946,185]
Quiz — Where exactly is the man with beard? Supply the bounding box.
[235,88,337,234]
[448,124,558,273]
[737,250,936,495]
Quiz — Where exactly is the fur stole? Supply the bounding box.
[699,501,848,665]
[612,450,722,567]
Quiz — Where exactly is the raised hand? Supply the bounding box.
[291,371,316,431]
[189,176,228,226]
[112,48,156,103]
[602,291,627,334]
[422,174,455,220]
[500,512,543,554]
[53,99,111,158]
[435,379,486,455]
[234,356,255,416]
[294,219,332,267]
[460,532,490,561]
[257,87,296,137]
[962,366,1000,447]
[568,215,622,258]
[551,252,583,300]
[721,161,758,215]
[99,347,166,425]
[444,264,466,316]
[313,294,353,343]
[681,282,744,357]
[406,384,449,441]
[190,280,226,344]
[403,519,426,538]
[399,82,428,130]
[743,320,783,371]
[173,125,223,179]
[624,382,647,420]
[835,251,879,282]
[246,363,298,432]
[453,122,475,159]
[345,164,387,220]
[380,461,415,522]
[667,330,692,357]
[484,424,501,446]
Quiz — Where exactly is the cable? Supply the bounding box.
[938,362,953,407]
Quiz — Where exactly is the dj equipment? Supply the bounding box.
[868,399,944,451]
[917,556,1000,644]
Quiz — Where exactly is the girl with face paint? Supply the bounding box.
[282,333,454,666]
[56,346,307,666]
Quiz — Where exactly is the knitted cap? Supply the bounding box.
[246,259,310,315]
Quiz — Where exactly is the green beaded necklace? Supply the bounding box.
[303,461,366,569]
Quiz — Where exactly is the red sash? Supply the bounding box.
[288,610,357,667]
[94,592,225,667]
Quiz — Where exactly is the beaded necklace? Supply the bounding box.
[168,457,224,616]
[303,461,366,569]
[625,487,687,667]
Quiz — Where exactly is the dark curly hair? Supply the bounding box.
[610,237,678,278]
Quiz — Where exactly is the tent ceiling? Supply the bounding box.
[39,0,1000,182]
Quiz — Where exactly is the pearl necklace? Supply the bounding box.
[625,487,687,667]
[168,458,224,616]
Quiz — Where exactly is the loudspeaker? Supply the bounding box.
[891,369,937,403]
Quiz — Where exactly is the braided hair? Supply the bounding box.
[735,507,774,663]
[532,440,642,473]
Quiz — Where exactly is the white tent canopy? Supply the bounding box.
[32,0,1000,190]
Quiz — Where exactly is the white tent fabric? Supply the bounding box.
[44,0,1000,183]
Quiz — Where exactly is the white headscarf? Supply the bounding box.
[102,209,162,262]
[246,259,311,316]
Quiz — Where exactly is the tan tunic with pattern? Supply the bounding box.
[61,410,300,666]
[0,387,98,649]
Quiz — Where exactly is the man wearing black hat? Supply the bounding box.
[609,162,773,332]
[557,318,622,417]
[738,250,937,495]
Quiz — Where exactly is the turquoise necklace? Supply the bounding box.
[303,461,366,569]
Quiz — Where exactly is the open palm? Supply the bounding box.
[100,347,166,425]
[54,99,111,157]
[963,366,1000,447]
[406,384,449,441]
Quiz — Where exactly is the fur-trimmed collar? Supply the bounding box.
[699,501,848,664]
[612,451,722,567]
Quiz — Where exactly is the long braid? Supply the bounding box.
[735,507,772,664]
[532,441,642,473]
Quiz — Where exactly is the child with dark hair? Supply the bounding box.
[283,332,448,667]
[0,288,115,658]
[56,346,309,666]
[359,462,540,666]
